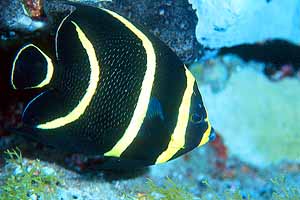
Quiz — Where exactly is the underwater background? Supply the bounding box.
[0,0,299,199]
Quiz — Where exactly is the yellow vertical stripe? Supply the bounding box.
[37,21,100,129]
[155,68,195,164]
[103,9,156,157]
[198,114,212,147]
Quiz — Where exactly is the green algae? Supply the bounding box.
[144,177,194,200]
[1,150,298,200]
[0,149,60,200]
[271,176,300,200]
[128,177,246,200]
[200,180,248,200]
[130,176,300,200]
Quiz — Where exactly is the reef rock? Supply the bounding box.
[189,0,300,48]
[200,66,300,167]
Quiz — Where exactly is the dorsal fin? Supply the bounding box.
[11,44,54,90]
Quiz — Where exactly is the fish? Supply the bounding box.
[10,3,214,169]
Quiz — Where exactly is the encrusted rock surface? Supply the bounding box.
[189,0,300,48]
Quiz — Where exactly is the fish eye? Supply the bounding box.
[190,113,203,124]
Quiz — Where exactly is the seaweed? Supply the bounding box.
[144,177,195,200]
[128,178,247,200]
[130,175,300,200]
[123,177,195,200]
[200,180,249,200]
[271,176,300,200]
[0,150,298,200]
[0,149,60,200]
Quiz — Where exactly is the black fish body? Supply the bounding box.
[11,3,213,169]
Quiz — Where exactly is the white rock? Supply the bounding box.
[199,66,300,166]
[189,0,300,48]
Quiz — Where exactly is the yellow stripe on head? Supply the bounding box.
[103,9,156,157]
[37,21,100,129]
[155,67,195,164]
[11,44,54,90]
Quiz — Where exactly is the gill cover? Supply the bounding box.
[11,44,54,90]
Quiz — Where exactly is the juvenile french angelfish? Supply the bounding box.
[11,3,214,169]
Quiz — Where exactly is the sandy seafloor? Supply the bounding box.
[0,0,300,199]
